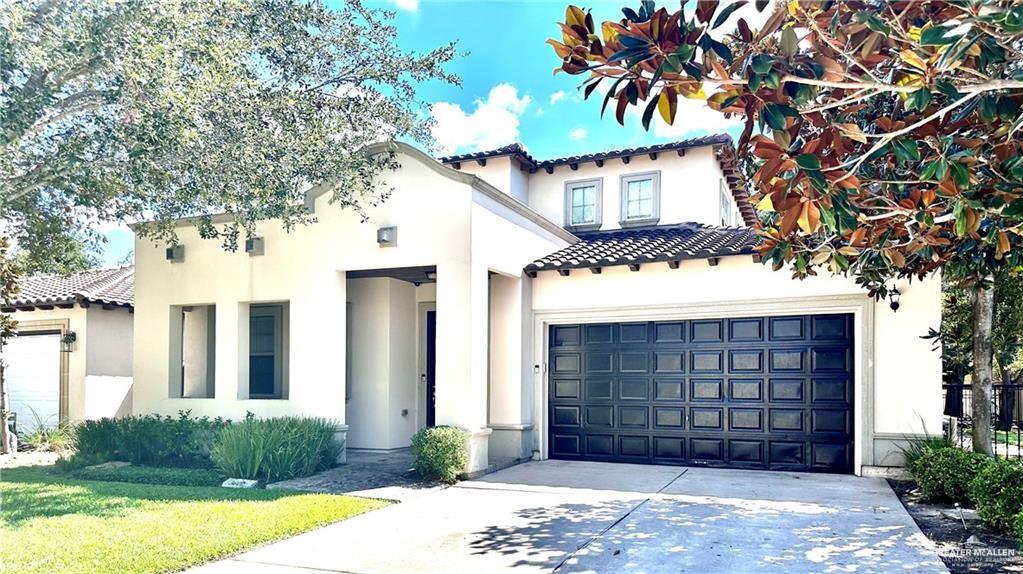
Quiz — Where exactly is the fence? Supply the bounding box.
[943,383,1023,459]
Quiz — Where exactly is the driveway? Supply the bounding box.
[189,460,946,573]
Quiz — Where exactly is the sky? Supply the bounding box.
[95,0,755,267]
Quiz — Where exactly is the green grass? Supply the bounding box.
[0,466,388,574]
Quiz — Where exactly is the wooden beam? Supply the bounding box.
[558,269,571,276]
[476,158,487,167]
[707,257,720,267]
[569,163,579,171]
[752,254,763,263]
[622,156,631,164]
[590,267,602,274]
[38,304,54,310]
[544,166,554,174]
[676,149,686,157]
[451,161,461,170]
[667,260,681,269]
[56,303,74,309]
[78,300,90,308]
[526,270,538,278]
[595,159,604,167]
[628,263,640,272]
[102,304,117,310]
[648,152,658,160]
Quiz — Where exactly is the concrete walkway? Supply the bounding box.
[189,460,947,573]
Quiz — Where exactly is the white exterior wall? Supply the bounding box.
[7,306,133,422]
[132,144,569,471]
[456,156,530,204]
[525,147,733,229]
[530,257,943,473]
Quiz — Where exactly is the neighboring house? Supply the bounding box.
[1,267,134,434]
[131,134,941,476]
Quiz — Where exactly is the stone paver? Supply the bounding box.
[268,449,441,501]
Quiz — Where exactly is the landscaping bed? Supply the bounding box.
[0,465,388,574]
[890,479,1023,574]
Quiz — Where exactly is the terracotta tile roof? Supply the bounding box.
[524,224,759,275]
[438,134,756,227]
[5,266,134,310]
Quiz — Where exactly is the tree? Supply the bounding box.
[0,238,22,454]
[1,0,459,257]
[548,0,1023,455]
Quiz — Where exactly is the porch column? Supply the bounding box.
[488,273,533,461]
[213,302,243,401]
[288,269,349,461]
[435,260,491,474]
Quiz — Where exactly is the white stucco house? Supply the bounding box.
[130,134,942,476]
[1,267,135,434]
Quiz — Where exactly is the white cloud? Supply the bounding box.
[392,0,418,11]
[651,97,743,139]
[569,127,587,141]
[430,84,532,154]
[549,90,567,105]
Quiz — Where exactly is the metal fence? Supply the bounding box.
[943,383,1023,459]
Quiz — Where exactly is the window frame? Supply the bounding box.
[563,178,603,231]
[619,171,661,227]
[719,179,733,227]
[248,303,287,400]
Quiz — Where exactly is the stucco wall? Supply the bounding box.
[525,146,733,230]
[85,306,133,377]
[530,256,943,472]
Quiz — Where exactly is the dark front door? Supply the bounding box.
[548,314,854,473]
[426,310,437,427]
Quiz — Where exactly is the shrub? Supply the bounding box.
[73,411,229,468]
[410,426,468,483]
[910,447,991,502]
[67,464,224,486]
[898,433,954,470]
[210,415,340,483]
[19,408,76,453]
[969,458,1023,531]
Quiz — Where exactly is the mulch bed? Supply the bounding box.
[889,479,1023,573]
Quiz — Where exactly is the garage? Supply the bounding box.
[1,332,62,433]
[548,314,854,473]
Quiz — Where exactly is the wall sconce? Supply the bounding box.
[61,332,77,353]
[377,226,397,247]
[245,237,265,256]
[166,245,185,262]
[889,287,901,312]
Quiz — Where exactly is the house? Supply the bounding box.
[1,267,134,434]
[130,134,942,476]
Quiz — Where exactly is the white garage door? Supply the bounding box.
[1,333,61,433]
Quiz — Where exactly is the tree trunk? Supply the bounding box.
[971,284,995,456]
[0,361,8,455]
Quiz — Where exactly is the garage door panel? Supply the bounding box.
[2,333,62,431]
[549,314,854,473]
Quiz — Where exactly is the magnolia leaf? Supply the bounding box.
[712,0,747,29]
[795,154,821,171]
[780,27,798,58]
[899,49,928,72]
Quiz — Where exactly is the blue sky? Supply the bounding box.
[97,0,749,266]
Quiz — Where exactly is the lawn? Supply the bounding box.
[0,466,388,574]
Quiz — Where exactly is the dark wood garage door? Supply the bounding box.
[548,314,854,473]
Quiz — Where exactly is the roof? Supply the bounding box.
[4,266,135,310]
[438,134,757,227]
[524,224,760,275]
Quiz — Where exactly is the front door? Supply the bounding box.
[426,310,437,427]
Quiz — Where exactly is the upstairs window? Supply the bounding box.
[620,172,661,226]
[564,178,602,230]
[720,180,732,226]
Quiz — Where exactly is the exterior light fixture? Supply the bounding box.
[890,287,901,312]
[377,226,397,247]
[245,237,265,256]
[61,331,77,353]
[166,245,185,262]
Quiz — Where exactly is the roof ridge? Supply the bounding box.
[22,265,134,281]
[75,266,134,300]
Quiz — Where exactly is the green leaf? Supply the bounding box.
[795,154,821,171]
[751,54,773,74]
[905,88,932,112]
[641,95,659,131]
[895,139,920,163]
[712,0,747,29]
[1004,199,1023,218]
[919,24,959,46]
[763,104,787,130]
[781,26,798,57]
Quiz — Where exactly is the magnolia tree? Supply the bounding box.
[549,0,1023,454]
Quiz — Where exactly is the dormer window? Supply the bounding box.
[564,178,602,231]
[620,172,660,226]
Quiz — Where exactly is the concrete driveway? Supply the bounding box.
[190,460,946,573]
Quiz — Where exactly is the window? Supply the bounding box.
[249,303,288,399]
[720,180,732,226]
[564,178,602,230]
[619,172,661,226]
[169,304,215,398]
